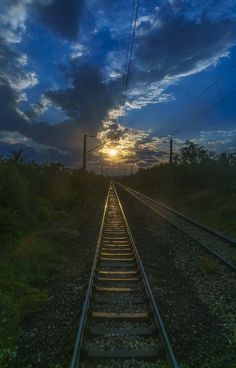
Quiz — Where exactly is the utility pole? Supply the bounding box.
[169,138,173,166]
[82,134,87,171]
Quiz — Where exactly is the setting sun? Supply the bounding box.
[109,148,118,157]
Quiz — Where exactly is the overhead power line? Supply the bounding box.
[119,0,140,125]
[168,60,236,136]
[121,0,136,99]
[174,88,236,137]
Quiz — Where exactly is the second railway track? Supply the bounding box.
[70,183,178,368]
[117,183,236,272]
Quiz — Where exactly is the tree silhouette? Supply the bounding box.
[9,149,26,166]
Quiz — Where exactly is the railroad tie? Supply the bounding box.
[70,183,178,368]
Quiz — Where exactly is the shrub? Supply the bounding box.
[0,208,20,246]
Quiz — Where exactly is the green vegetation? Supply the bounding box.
[200,256,220,275]
[0,150,107,366]
[122,141,236,237]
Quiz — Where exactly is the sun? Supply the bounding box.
[109,148,118,157]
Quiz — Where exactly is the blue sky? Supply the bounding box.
[0,0,236,167]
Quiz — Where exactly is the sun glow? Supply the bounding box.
[109,148,118,157]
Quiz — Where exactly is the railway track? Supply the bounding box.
[70,183,178,368]
[117,183,236,272]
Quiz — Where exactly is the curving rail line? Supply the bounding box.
[116,182,236,272]
[70,183,178,368]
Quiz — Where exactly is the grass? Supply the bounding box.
[0,218,104,366]
[0,160,108,367]
[125,185,236,239]
[170,187,236,238]
[121,142,236,239]
[0,233,66,366]
[200,256,220,275]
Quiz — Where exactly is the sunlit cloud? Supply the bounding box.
[96,121,172,169]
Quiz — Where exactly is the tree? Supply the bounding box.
[9,149,26,166]
[178,141,214,166]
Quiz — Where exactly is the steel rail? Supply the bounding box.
[70,182,179,367]
[117,183,236,247]
[116,182,236,272]
[113,183,179,368]
[69,186,111,368]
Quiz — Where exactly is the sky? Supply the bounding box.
[0,0,236,169]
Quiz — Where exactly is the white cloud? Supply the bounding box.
[109,71,121,79]
[0,0,31,44]
[199,129,236,147]
[104,50,125,82]
[136,14,162,36]
[8,71,38,90]
[16,107,30,122]
[17,53,28,65]
[70,43,88,59]
[30,94,51,117]
[126,79,175,110]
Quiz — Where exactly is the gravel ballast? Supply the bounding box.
[118,187,236,368]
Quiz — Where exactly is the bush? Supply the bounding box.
[0,154,107,360]
[0,208,20,246]
[34,198,53,222]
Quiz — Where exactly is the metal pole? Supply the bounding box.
[169,138,173,165]
[83,134,87,171]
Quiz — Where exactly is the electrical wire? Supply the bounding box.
[119,0,140,125]
[120,0,137,104]
[174,88,236,137]
[168,60,236,136]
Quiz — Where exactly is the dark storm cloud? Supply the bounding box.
[0,77,26,131]
[46,64,121,133]
[0,140,75,164]
[31,0,84,40]
[0,32,119,155]
[0,52,80,154]
[135,16,236,84]
[1,0,236,164]
[0,79,82,154]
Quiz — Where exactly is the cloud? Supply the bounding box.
[70,42,88,59]
[198,129,236,152]
[0,130,70,154]
[126,78,175,110]
[0,73,84,156]
[104,50,125,82]
[135,16,235,81]
[97,121,168,167]
[1,0,236,167]
[96,2,236,127]
[0,0,31,43]
[31,0,84,40]
[9,71,38,91]
[26,95,51,118]
[46,64,121,132]
[0,44,38,92]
